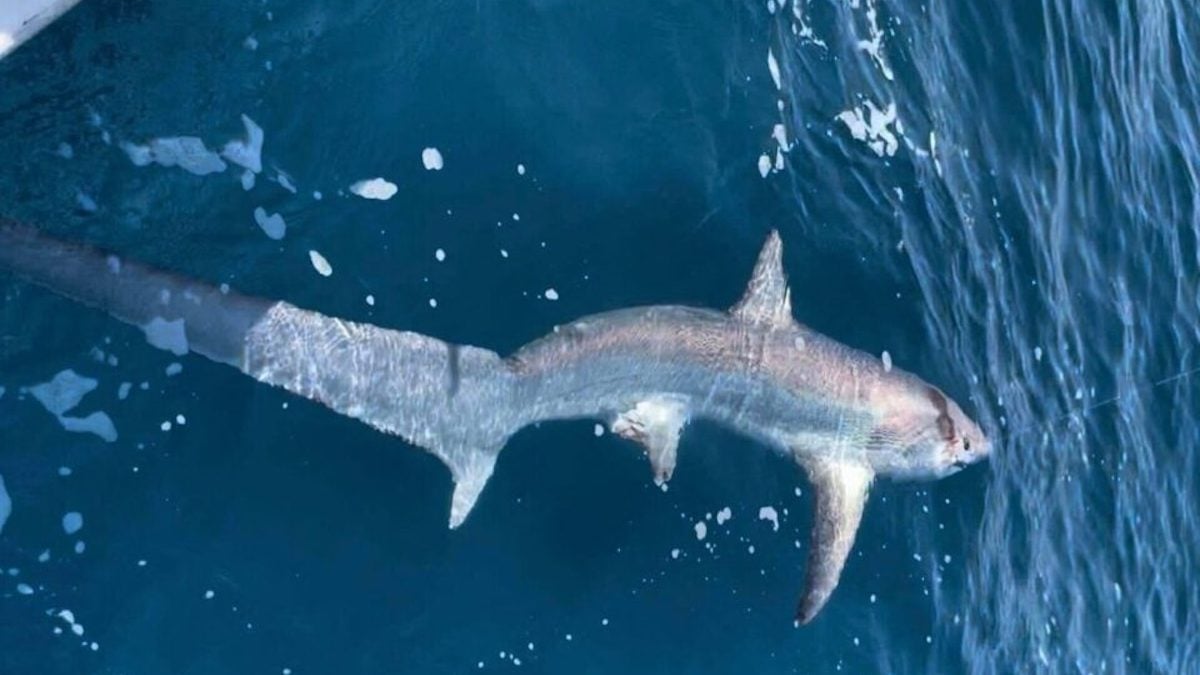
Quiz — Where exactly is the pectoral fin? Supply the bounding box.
[796,458,873,624]
[611,397,688,485]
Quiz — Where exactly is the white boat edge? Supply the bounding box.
[0,0,86,61]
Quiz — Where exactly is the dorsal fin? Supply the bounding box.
[730,230,793,327]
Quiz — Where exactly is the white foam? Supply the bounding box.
[0,474,11,536]
[122,137,227,176]
[59,412,117,442]
[772,123,789,151]
[29,370,96,416]
[422,147,444,171]
[349,177,397,201]
[62,511,83,535]
[544,288,559,301]
[365,295,375,306]
[791,3,828,48]
[835,100,899,157]
[240,170,256,191]
[716,507,732,525]
[75,191,97,213]
[593,423,604,437]
[694,521,707,541]
[929,131,942,176]
[16,583,33,595]
[254,207,287,240]
[517,163,526,175]
[56,609,84,636]
[855,0,894,81]
[757,154,771,178]
[881,350,893,372]
[221,114,265,174]
[435,248,446,262]
[141,317,189,356]
[767,49,782,89]
[165,363,183,376]
[758,506,779,531]
[309,250,333,277]
[276,171,297,193]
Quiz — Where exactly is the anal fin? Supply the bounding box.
[611,397,688,485]
[796,457,874,624]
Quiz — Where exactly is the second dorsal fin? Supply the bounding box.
[730,230,793,327]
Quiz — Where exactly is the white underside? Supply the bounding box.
[0,0,84,60]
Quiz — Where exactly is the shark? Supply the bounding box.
[0,221,989,623]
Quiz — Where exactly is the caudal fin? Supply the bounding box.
[1,220,523,529]
[0,220,271,366]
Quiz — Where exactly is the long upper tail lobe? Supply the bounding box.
[0,220,517,526]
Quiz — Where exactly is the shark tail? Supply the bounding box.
[0,219,520,529]
[0,220,271,365]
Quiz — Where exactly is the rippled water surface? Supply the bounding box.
[1,0,1197,673]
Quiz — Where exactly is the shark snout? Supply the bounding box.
[950,425,989,470]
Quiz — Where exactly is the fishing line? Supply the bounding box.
[1001,359,1200,439]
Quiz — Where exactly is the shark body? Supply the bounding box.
[0,222,989,623]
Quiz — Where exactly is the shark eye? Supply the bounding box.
[963,437,971,451]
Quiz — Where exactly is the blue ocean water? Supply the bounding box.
[0,0,1197,673]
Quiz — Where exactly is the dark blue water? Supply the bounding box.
[1,0,1197,672]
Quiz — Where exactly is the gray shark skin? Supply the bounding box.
[0,220,990,624]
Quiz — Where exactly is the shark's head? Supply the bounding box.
[874,383,990,479]
[923,386,990,478]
